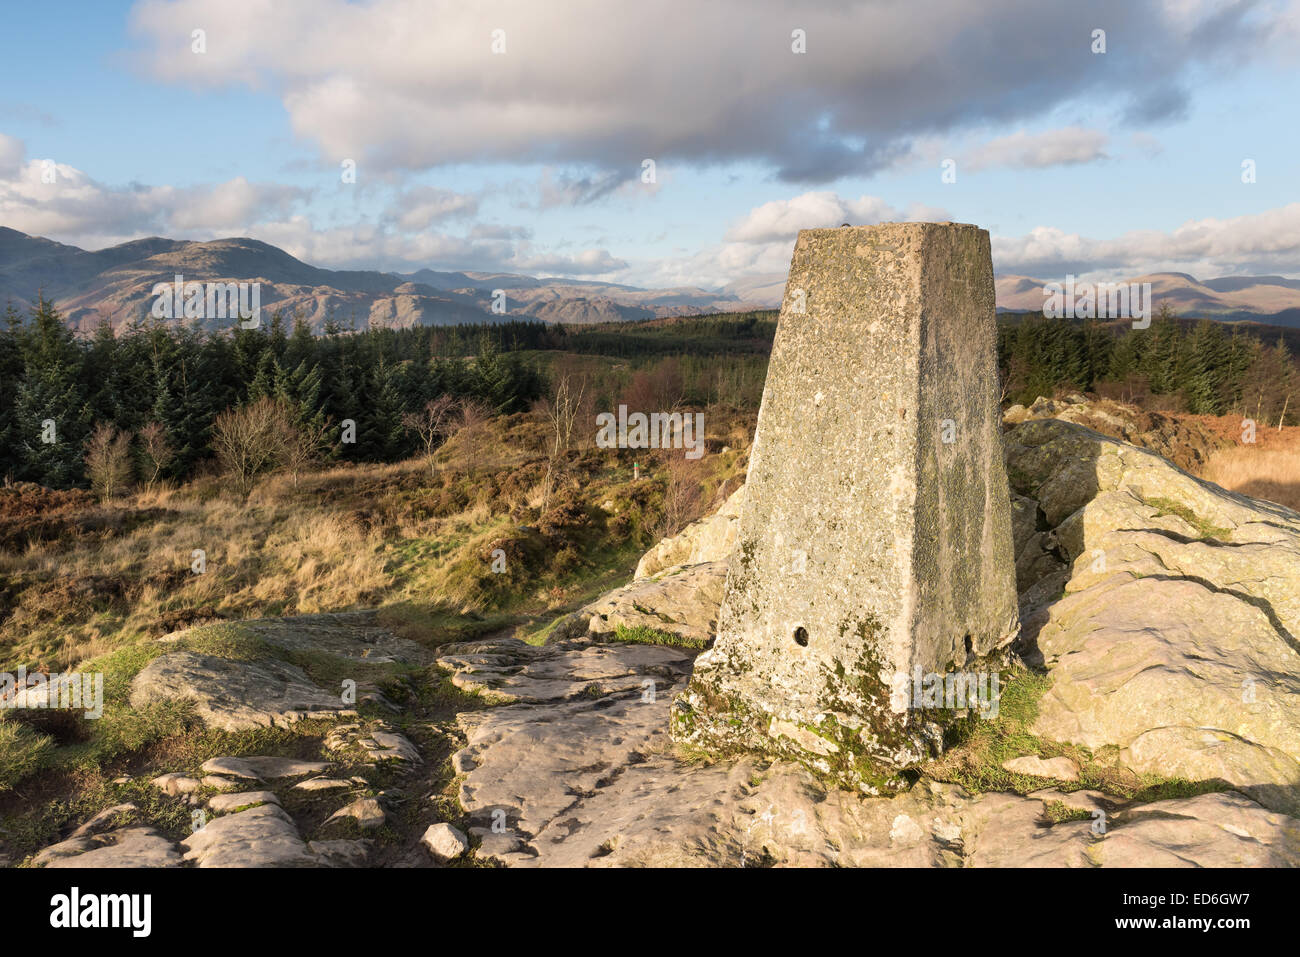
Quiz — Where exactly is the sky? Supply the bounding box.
[1,0,1298,291]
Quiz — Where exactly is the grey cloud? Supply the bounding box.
[127,0,1291,183]
[539,169,629,208]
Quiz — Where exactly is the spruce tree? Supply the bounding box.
[0,303,25,477]
[13,296,90,486]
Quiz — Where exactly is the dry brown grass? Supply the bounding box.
[1196,416,1300,512]
[0,489,393,671]
[0,408,753,673]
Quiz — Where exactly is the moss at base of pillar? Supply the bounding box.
[670,615,1012,795]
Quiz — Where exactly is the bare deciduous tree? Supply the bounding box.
[279,414,332,488]
[211,397,294,498]
[137,421,174,492]
[454,398,493,462]
[539,370,588,513]
[655,448,705,539]
[401,395,460,478]
[84,423,133,503]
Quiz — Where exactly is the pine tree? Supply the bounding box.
[1179,320,1228,414]
[358,358,410,461]
[247,348,286,401]
[151,336,208,479]
[0,303,26,478]
[13,296,90,486]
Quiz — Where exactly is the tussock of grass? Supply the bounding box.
[612,623,707,650]
[1043,800,1093,824]
[0,718,56,791]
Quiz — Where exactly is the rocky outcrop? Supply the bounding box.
[425,411,1300,865]
[634,484,746,579]
[548,561,727,646]
[444,632,1300,866]
[28,612,448,869]
[1004,417,1300,814]
[130,612,429,732]
[32,410,1300,868]
[1004,394,1229,472]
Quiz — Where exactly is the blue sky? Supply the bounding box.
[1,0,1298,291]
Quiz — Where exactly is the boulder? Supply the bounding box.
[446,627,1299,867]
[130,652,355,732]
[181,803,320,867]
[550,561,727,647]
[1009,395,1228,473]
[421,823,469,862]
[34,827,182,869]
[150,772,202,796]
[634,484,746,579]
[325,797,387,830]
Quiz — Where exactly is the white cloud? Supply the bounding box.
[248,217,514,272]
[168,177,309,230]
[965,127,1108,171]
[0,147,307,245]
[633,196,1300,294]
[0,136,626,279]
[508,247,628,275]
[725,192,950,243]
[387,186,480,231]
[993,203,1300,277]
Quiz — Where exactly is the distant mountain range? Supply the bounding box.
[995,273,1300,328]
[2,227,1299,332]
[0,228,772,333]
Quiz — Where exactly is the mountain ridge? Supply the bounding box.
[2,227,1299,332]
[0,228,768,332]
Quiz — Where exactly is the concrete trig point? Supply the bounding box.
[671,222,1018,792]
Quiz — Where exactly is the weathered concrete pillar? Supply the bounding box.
[671,222,1018,792]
